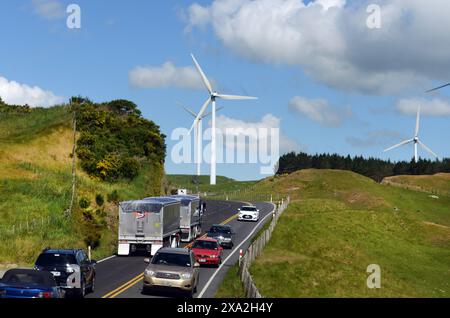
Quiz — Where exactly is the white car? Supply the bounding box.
[238,206,260,222]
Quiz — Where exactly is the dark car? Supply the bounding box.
[0,269,63,298]
[34,248,96,298]
[206,224,235,249]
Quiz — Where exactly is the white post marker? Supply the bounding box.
[88,246,91,261]
[239,249,243,266]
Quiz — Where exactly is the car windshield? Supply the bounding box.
[241,206,257,211]
[192,240,219,250]
[209,226,232,235]
[35,253,76,266]
[151,253,191,267]
[2,272,54,287]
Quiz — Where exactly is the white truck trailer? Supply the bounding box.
[170,195,203,242]
[117,197,181,256]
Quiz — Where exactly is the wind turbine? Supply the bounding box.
[188,54,257,185]
[383,105,439,163]
[426,83,450,93]
[178,102,223,176]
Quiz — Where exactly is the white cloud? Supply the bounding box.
[129,62,212,90]
[316,0,346,10]
[186,0,450,94]
[214,113,304,154]
[32,0,65,20]
[0,76,65,107]
[289,96,352,126]
[185,3,211,31]
[396,97,450,116]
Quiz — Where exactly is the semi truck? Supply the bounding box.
[117,197,181,256]
[170,195,203,242]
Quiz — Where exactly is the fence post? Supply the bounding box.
[239,249,243,266]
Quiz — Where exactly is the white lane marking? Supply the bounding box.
[197,202,276,298]
[97,255,116,264]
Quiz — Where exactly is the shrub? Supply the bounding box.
[96,154,121,181]
[119,157,140,180]
[73,98,166,183]
[107,190,120,203]
[95,194,104,206]
[79,197,90,209]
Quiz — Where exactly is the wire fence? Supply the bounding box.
[0,214,70,241]
[238,196,290,298]
[187,182,285,203]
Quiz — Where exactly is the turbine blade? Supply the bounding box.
[191,54,213,94]
[188,97,211,135]
[415,105,421,136]
[418,141,439,159]
[201,106,224,119]
[176,102,197,118]
[426,83,450,93]
[383,139,413,152]
[216,94,258,100]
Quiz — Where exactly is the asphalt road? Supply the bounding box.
[87,200,275,298]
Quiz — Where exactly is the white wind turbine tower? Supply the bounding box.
[178,103,223,176]
[383,105,439,163]
[189,54,257,185]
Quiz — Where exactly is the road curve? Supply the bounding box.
[87,200,275,298]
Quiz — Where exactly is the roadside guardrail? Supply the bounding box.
[238,196,290,298]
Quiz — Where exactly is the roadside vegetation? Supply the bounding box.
[217,169,450,297]
[73,97,165,181]
[0,99,165,266]
[214,263,246,298]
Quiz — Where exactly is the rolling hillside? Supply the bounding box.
[0,103,164,267]
[217,169,450,297]
[166,174,257,194]
[382,173,450,197]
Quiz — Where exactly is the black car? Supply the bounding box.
[34,248,96,298]
[0,269,63,298]
[206,224,235,249]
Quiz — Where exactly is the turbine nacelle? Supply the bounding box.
[383,105,439,162]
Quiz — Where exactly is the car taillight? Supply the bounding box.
[38,292,52,298]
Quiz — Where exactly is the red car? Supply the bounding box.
[191,237,223,267]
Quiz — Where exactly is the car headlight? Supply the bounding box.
[181,273,192,280]
[210,254,217,258]
[66,267,75,274]
[145,269,155,277]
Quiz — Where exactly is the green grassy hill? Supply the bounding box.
[0,104,164,266]
[217,169,450,298]
[382,173,450,197]
[166,174,257,194]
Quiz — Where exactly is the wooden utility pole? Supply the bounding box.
[67,110,77,217]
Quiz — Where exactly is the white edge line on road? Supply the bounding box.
[97,255,116,264]
[197,202,276,298]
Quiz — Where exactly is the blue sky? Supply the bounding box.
[1,0,449,181]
